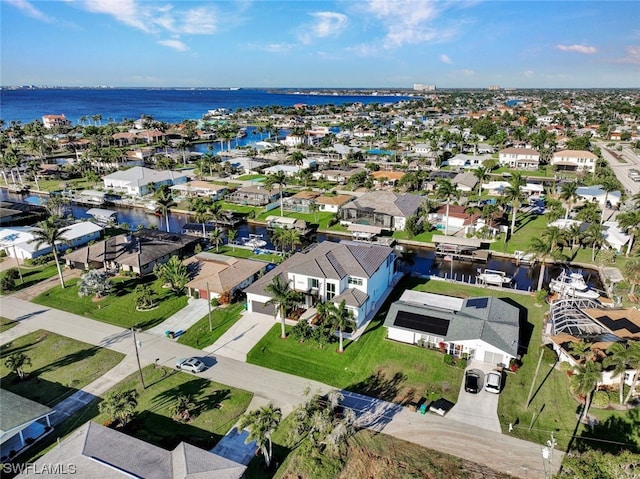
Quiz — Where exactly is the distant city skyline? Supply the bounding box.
[1,0,639,88]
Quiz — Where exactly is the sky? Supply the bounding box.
[1,0,639,88]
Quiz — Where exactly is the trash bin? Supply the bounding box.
[419,404,427,415]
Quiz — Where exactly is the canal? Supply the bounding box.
[2,190,603,293]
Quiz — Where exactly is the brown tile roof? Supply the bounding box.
[315,194,353,206]
[185,253,265,294]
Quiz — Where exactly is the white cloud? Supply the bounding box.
[610,45,640,65]
[179,7,217,35]
[5,0,54,22]
[158,38,188,52]
[299,11,348,44]
[457,69,476,76]
[246,42,296,54]
[440,54,452,64]
[523,70,534,77]
[555,44,597,54]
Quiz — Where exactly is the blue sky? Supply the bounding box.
[1,0,638,88]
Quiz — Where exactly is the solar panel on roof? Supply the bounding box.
[466,298,488,309]
[597,315,640,334]
[395,311,450,336]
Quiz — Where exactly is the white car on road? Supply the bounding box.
[176,357,206,373]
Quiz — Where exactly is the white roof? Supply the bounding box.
[0,222,102,253]
[103,166,186,187]
[399,290,464,311]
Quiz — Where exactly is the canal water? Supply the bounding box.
[2,190,603,293]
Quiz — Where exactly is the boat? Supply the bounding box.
[514,250,536,265]
[86,207,118,226]
[476,269,512,286]
[549,271,600,299]
[243,234,267,249]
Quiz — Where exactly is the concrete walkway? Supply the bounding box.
[147,297,210,337]
[204,311,276,361]
[0,295,562,478]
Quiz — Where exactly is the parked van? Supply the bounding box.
[629,169,640,182]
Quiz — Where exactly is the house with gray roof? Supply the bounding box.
[384,290,520,366]
[1,390,54,458]
[245,240,397,327]
[19,421,246,479]
[102,166,188,197]
[340,191,423,231]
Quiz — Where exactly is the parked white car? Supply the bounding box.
[176,357,206,373]
[485,370,502,394]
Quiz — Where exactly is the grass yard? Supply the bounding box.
[32,276,188,330]
[178,302,245,349]
[491,213,549,254]
[236,174,266,181]
[0,263,59,295]
[248,278,465,405]
[94,365,253,451]
[0,317,18,332]
[0,330,124,406]
[253,209,338,230]
[212,244,283,264]
[34,178,95,193]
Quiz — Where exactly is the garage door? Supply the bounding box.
[252,301,275,316]
[483,351,502,366]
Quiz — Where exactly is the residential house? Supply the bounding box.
[602,221,630,253]
[481,180,544,196]
[576,185,621,207]
[42,114,71,129]
[170,181,228,200]
[315,194,353,213]
[384,290,520,366]
[452,172,478,193]
[263,165,303,177]
[283,190,321,213]
[340,191,423,231]
[222,157,268,175]
[19,421,246,479]
[427,205,480,235]
[185,252,267,301]
[0,222,103,260]
[371,170,405,186]
[64,229,199,275]
[225,185,279,206]
[245,240,398,328]
[551,150,598,173]
[102,166,188,197]
[498,148,541,169]
[0,390,54,458]
[444,153,491,169]
[312,169,366,184]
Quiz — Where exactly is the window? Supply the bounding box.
[326,282,336,300]
[348,276,363,286]
[310,278,319,289]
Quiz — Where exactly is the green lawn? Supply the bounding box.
[0,263,59,295]
[490,213,549,254]
[178,303,245,349]
[34,178,95,192]
[247,278,465,404]
[0,317,18,332]
[236,174,266,181]
[212,244,283,264]
[32,276,188,330]
[0,330,124,406]
[93,365,253,451]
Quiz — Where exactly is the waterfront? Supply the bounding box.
[1,190,604,293]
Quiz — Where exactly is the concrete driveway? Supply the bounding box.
[204,311,276,361]
[147,297,209,337]
[446,360,502,433]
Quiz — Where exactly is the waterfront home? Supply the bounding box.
[427,205,480,235]
[602,220,631,253]
[547,300,639,388]
[102,166,188,197]
[0,390,54,458]
[185,252,267,301]
[245,240,397,328]
[225,185,279,206]
[283,190,321,213]
[575,185,621,207]
[371,170,405,186]
[263,164,303,177]
[312,168,366,184]
[64,229,199,275]
[340,191,423,232]
[170,181,228,200]
[452,172,478,192]
[42,114,71,129]
[18,422,246,479]
[0,222,102,260]
[384,290,520,366]
[551,149,598,173]
[221,157,268,175]
[481,180,544,196]
[498,148,541,169]
[0,200,48,226]
[315,194,353,213]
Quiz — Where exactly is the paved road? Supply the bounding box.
[0,296,562,478]
[597,141,640,196]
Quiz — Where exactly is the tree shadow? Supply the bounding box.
[150,378,210,411]
[1,340,37,358]
[346,369,407,403]
[575,408,640,454]
[30,346,100,377]
[185,260,203,281]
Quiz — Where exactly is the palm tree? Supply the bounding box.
[209,228,224,252]
[623,342,640,404]
[28,217,70,288]
[155,187,176,232]
[560,181,578,220]
[583,223,606,262]
[285,228,302,254]
[503,172,526,238]
[472,166,490,197]
[170,394,196,422]
[624,258,640,296]
[616,210,640,256]
[435,178,459,236]
[571,361,602,423]
[332,300,355,353]
[264,171,287,216]
[237,404,282,468]
[193,206,212,238]
[99,389,139,427]
[528,226,567,291]
[265,274,297,339]
[604,343,633,404]
[227,228,237,251]
[599,177,619,224]
[569,341,594,363]
[4,352,31,380]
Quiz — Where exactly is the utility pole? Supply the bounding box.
[132,327,146,389]
[542,432,557,479]
[206,282,212,332]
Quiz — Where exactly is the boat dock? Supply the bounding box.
[432,235,490,262]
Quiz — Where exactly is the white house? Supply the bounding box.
[551,150,598,173]
[315,194,353,213]
[576,185,621,207]
[602,221,630,253]
[481,181,544,196]
[263,165,302,177]
[244,240,398,328]
[384,290,520,366]
[498,148,541,169]
[0,222,103,260]
[102,166,187,197]
[444,153,491,169]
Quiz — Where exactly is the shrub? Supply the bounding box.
[541,345,558,364]
[535,289,548,305]
[0,250,6,258]
[210,297,220,307]
[291,320,313,342]
[455,358,467,369]
[592,390,609,408]
[0,275,16,292]
[443,354,454,365]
